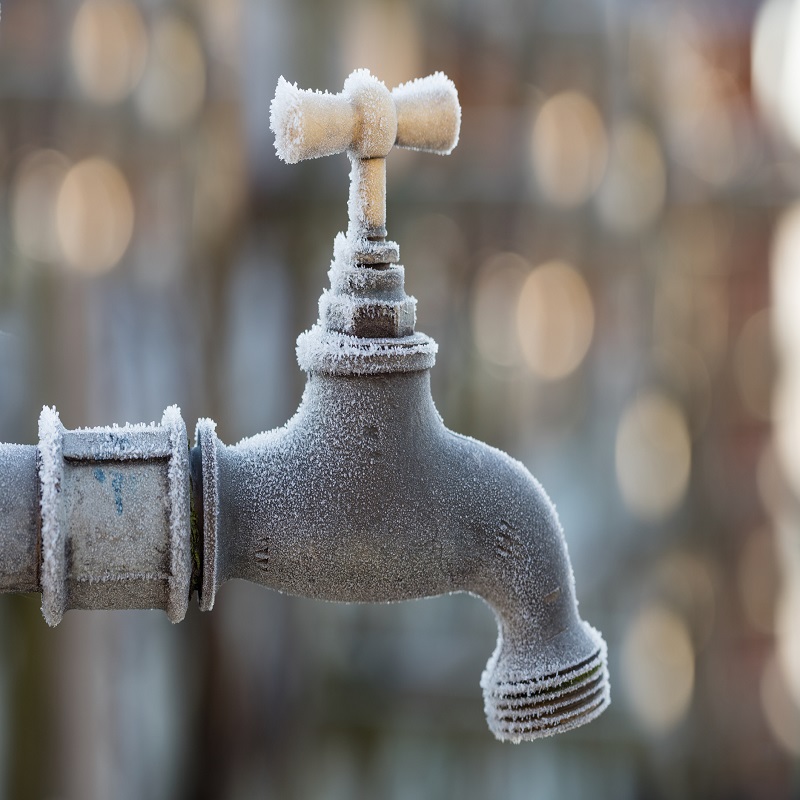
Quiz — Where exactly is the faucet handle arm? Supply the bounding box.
[270,77,358,164]
[392,72,461,155]
[270,71,399,164]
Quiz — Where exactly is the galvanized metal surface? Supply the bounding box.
[0,443,39,592]
[195,367,609,740]
[0,69,609,742]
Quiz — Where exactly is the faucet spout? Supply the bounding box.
[194,367,609,741]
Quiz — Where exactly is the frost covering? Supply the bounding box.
[263,70,608,739]
[270,68,460,164]
[0,67,609,744]
[270,68,462,368]
[296,230,438,374]
[296,325,437,375]
[39,406,65,626]
[270,69,460,240]
[198,367,609,741]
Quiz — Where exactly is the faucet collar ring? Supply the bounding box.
[296,324,437,375]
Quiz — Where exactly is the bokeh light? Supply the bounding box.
[531,92,608,207]
[762,655,800,756]
[753,0,800,149]
[70,0,148,105]
[753,0,788,135]
[615,392,692,522]
[738,528,779,634]
[0,2,793,795]
[653,552,716,649]
[771,204,800,357]
[597,118,666,234]
[515,260,594,381]
[772,204,800,496]
[622,604,695,734]
[650,342,713,437]
[135,14,206,131]
[776,584,800,709]
[339,1,422,90]
[733,309,774,421]
[11,149,72,264]
[780,2,800,150]
[471,252,529,367]
[56,157,134,274]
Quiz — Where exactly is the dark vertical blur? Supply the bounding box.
[0,0,796,797]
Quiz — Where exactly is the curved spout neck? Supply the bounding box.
[194,367,609,740]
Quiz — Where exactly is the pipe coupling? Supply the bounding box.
[38,405,192,626]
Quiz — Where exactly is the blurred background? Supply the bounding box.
[0,0,798,797]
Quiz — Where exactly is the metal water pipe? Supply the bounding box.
[0,70,609,742]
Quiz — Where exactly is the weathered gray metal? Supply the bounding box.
[202,68,608,741]
[0,444,39,592]
[0,69,609,742]
[195,366,608,741]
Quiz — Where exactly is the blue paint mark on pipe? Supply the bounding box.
[111,472,123,515]
[94,468,105,483]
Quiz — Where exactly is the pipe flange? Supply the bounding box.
[296,324,437,375]
[193,418,219,611]
[38,407,66,626]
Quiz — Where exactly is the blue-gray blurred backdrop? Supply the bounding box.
[1,0,798,797]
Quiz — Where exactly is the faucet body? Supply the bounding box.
[195,365,608,740]
[0,69,609,742]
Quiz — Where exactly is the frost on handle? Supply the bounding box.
[270,68,460,164]
[269,69,460,240]
[270,76,356,164]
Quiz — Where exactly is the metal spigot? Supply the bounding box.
[0,69,609,742]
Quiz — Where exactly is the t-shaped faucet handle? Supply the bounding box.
[270,69,460,240]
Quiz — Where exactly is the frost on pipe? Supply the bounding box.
[38,405,192,626]
[199,366,610,742]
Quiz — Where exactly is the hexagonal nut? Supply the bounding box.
[322,294,416,338]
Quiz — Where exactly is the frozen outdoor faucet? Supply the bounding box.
[0,69,609,742]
